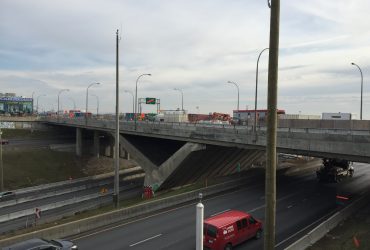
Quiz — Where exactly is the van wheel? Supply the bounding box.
[224,243,232,250]
[255,229,262,239]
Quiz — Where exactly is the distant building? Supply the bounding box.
[322,112,353,120]
[0,93,33,115]
[155,110,188,123]
[233,109,286,122]
[280,114,321,120]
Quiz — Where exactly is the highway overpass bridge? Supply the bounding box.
[33,117,370,190]
[1,116,366,190]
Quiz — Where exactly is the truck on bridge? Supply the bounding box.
[316,158,354,182]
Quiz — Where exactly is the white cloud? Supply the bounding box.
[0,0,369,118]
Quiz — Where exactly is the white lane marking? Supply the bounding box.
[72,179,307,241]
[287,205,293,209]
[129,234,162,247]
[211,209,231,217]
[72,183,264,241]
[249,204,265,213]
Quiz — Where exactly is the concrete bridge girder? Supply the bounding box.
[119,135,206,189]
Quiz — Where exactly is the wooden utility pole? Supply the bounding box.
[113,29,120,208]
[264,0,280,249]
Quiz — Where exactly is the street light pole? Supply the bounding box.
[31,91,35,114]
[57,89,69,119]
[227,81,240,112]
[114,29,120,208]
[351,62,364,120]
[124,90,135,115]
[134,74,151,129]
[86,83,100,122]
[173,88,184,111]
[91,94,99,116]
[255,48,269,132]
[36,94,46,114]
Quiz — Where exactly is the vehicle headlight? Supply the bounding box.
[71,245,78,250]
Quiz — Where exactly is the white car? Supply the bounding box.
[3,238,78,250]
[0,191,15,201]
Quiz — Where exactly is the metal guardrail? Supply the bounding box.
[0,192,103,223]
[10,167,141,196]
[0,183,142,224]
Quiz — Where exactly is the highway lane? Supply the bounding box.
[72,163,370,250]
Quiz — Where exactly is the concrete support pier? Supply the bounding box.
[120,135,205,190]
[76,127,82,157]
[93,130,100,158]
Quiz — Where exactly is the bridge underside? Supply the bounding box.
[121,134,265,190]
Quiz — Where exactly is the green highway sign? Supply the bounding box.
[146,97,156,104]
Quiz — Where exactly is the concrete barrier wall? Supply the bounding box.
[0,178,243,247]
[285,193,370,250]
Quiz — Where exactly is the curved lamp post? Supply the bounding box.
[86,82,100,119]
[31,91,35,114]
[173,88,184,111]
[57,89,69,118]
[255,48,269,131]
[124,90,135,115]
[351,62,364,120]
[135,74,151,129]
[91,94,99,116]
[135,74,151,115]
[36,94,46,114]
[227,81,240,112]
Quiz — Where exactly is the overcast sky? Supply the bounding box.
[0,0,369,118]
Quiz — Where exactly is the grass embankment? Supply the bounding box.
[3,148,86,190]
[1,129,86,189]
[308,201,370,250]
[1,128,63,140]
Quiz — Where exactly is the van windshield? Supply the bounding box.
[205,224,217,238]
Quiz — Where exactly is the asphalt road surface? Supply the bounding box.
[72,163,370,250]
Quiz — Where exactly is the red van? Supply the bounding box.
[203,210,263,250]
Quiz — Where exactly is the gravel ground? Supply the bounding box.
[308,200,370,250]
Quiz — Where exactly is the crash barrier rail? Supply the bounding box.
[0,167,142,209]
[285,191,370,250]
[0,183,141,224]
[0,185,142,235]
[0,176,246,247]
[14,167,141,195]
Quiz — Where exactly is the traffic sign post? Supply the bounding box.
[34,207,41,226]
[145,97,156,104]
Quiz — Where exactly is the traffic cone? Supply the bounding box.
[353,236,360,248]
